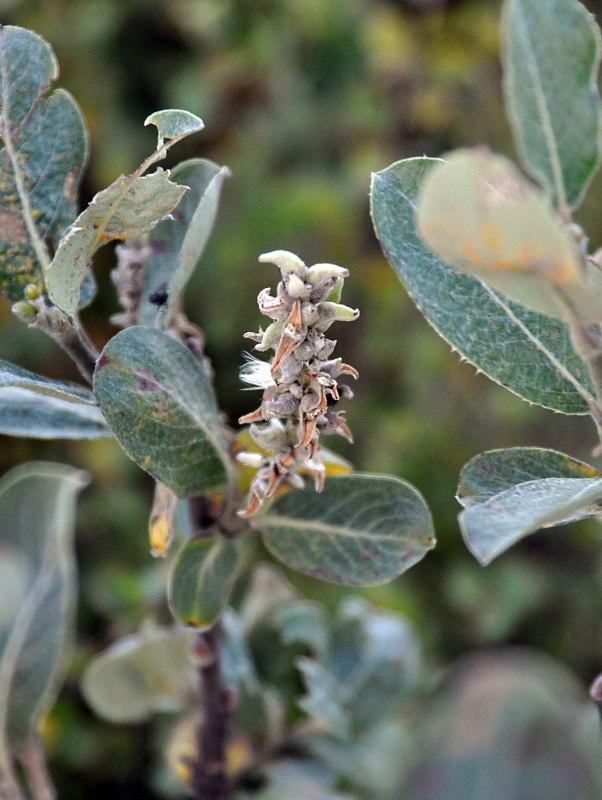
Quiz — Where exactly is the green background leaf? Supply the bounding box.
[258,474,435,586]
[502,0,602,211]
[82,625,195,723]
[370,157,593,413]
[139,158,229,327]
[168,535,241,628]
[0,359,110,439]
[94,326,230,497]
[0,462,88,753]
[457,447,601,507]
[0,26,87,303]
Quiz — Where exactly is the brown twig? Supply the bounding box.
[191,624,232,800]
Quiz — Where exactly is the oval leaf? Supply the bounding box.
[370,157,593,413]
[168,535,241,628]
[82,625,195,723]
[416,149,602,322]
[258,474,435,586]
[502,0,602,211]
[460,475,602,565]
[457,446,601,507]
[0,359,109,439]
[139,158,229,327]
[0,462,88,752]
[94,326,230,496]
[0,26,88,303]
[145,109,204,147]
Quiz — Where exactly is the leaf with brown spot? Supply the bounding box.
[0,27,89,303]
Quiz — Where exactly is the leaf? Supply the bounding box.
[370,157,594,413]
[145,109,204,147]
[237,759,356,800]
[46,168,187,316]
[403,650,602,800]
[272,601,330,662]
[331,597,421,732]
[0,26,88,303]
[416,149,602,322]
[257,474,435,587]
[148,481,178,557]
[168,535,241,628]
[138,159,229,327]
[460,474,602,565]
[0,462,88,753]
[93,326,230,497]
[457,446,601,507]
[296,657,351,738]
[81,624,196,723]
[0,358,110,439]
[502,0,602,211]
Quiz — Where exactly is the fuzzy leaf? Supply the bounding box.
[0,359,110,439]
[460,474,602,565]
[145,109,204,147]
[46,168,186,316]
[0,26,88,303]
[168,535,241,628]
[258,474,435,587]
[370,157,593,413]
[82,625,195,723]
[139,158,229,327]
[457,446,601,507]
[502,0,602,211]
[273,601,330,662]
[296,657,351,738]
[0,462,88,753]
[416,149,602,322]
[94,326,229,497]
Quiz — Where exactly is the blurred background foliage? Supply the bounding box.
[2,0,602,796]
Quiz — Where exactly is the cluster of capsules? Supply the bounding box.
[237,250,359,517]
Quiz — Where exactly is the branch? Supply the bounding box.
[191,624,232,800]
[17,736,55,800]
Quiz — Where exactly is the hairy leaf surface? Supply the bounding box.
[370,157,593,413]
[0,26,88,303]
[0,462,88,755]
[94,326,230,496]
[502,0,602,211]
[139,159,229,327]
[258,474,435,586]
[168,535,241,628]
[0,359,109,439]
[460,475,602,565]
[457,446,600,507]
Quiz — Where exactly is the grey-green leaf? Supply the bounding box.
[457,446,601,507]
[502,0,602,211]
[145,109,204,148]
[0,462,88,752]
[81,625,195,723]
[46,168,187,316]
[258,474,435,587]
[460,475,602,565]
[370,157,593,413]
[93,326,230,497]
[296,657,351,738]
[0,359,110,439]
[139,159,229,327]
[168,535,241,628]
[0,26,88,302]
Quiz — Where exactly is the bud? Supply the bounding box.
[47,307,68,332]
[315,301,360,330]
[259,250,306,278]
[24,283,40,300]
[11,300,37,323]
